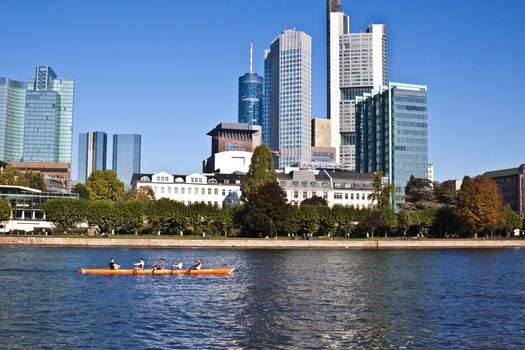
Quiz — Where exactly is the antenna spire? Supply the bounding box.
[249,42,253,74]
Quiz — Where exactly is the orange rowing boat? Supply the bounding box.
[79,268,235,275]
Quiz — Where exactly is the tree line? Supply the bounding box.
[41,146,523,238]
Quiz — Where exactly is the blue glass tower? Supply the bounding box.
[238,43,263,126]
[112,134,141,187]
[356,82,428,209]
[23,66,74,163]
[238,73,263,125]
[0,78,26,162]
[78,131,108,182]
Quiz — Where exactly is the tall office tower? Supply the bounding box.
[238,43,263,126]
[0,78,26,162]
[355,83,428,209]
[78,131,108,182]
[327,0,387,167]
[112,134,141,187]
[23,66,74,163]
[263,29,312,168]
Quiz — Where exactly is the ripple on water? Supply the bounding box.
[0,247,525,348]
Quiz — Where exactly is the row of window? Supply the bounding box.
[152,186,238,197]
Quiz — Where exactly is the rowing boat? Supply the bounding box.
[79,268,235,275]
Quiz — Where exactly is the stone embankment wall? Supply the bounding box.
[1,237,525,249]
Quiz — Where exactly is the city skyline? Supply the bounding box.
[1,0,524,181]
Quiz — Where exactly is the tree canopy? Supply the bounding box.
[456,176,502,234]
[86,170,125,201]
[240,145,276,201]
[0,199,11,222]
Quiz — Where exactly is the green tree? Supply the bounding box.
[403,175,435,210]
[301,195,328,206]
[240,145,276,201]
[86,170,125,201]
[126,186,155,202]
[0,199,11,223]
[0,165,23,186]
[240,181,290,237]
[500,204,522,237]
[433,181,457,207]
[20,171,47,191]
[456,176,502,236]
[44,199,87,231]
[72,183,90,200]
[368,172,396,236]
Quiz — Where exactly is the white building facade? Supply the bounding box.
[132,172,242,208]
[277,169,375,208]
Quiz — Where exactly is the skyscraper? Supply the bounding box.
[263,29,312,168]
[327,0,387,167]
[238,43,263,126]
[355,82,428,209]
[112,134,141,187]
[0,78,26,162]
[78,131,108,182]
[23,66,74,163]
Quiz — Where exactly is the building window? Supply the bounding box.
[303,192,308,198]
[214,188,218,195]
[224,179,229,184]
[161,187,164,194]
[201,188,205,195]
[154,187,158,193]
[168,187,171,194]
[345,193,348,200]
[174,187,178,194]
[323,192,328,199]
[208,188,211,195]
[195,188,198,194]
[188,188,191,195]
[334,193,342,200]
[294,191,299,199]
[181,188,185,194]
[361,194,365,200]
[222,189,226,196]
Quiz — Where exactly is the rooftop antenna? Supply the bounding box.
[249,42,253,74]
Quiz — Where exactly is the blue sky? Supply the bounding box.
[1,0,524,181]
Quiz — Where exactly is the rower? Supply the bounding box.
[152,258,165,271]
[190,258,202,270]
[133,258,145,270]
[171,259,183,270]
[108,258,120,270]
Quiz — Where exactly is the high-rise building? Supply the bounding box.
[0,78,26,162]
[327,0,387,167]
[78,131,107,182]
[112,134,141,187]
[238,43,263,126]
[263,29,312,168]
[23,66,74,163]
[311,119,331,148]
[355,83,428,209]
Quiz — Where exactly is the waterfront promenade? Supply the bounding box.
[1,236,525,249]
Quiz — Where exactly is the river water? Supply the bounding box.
[0,246,524,349]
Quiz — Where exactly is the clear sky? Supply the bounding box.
[1,0,524,181]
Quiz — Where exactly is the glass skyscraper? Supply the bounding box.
[112,134,141,187]
[0,78,26,162]
[238,73,263,126]
[78,131,108,182]
[356,82,428,209]
[327,0,387,167]
[23,66,74,163]
[263,29,312,168]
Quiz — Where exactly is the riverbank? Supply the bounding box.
[1,236,525,249]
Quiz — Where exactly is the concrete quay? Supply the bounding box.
[1,236,525,249]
